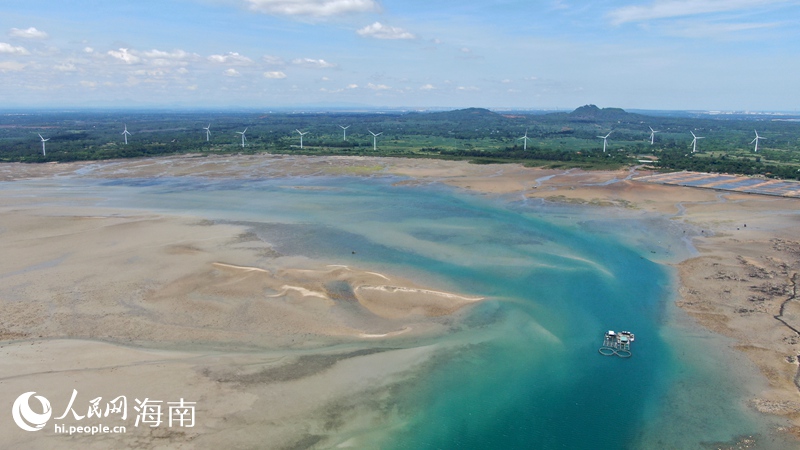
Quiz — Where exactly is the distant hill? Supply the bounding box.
[566,105,640,123]
[429,107,507,122]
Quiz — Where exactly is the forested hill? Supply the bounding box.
[568,105,637,121]
[428,107,505,121]
[410,107,510,128]
[529,104,647,124]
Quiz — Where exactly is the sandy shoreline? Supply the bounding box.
[2,154,800,446]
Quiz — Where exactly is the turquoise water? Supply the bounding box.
[10,175,783,448]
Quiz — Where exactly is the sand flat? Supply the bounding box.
[2,154,800,445]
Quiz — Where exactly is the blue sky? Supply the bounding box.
[1,0,798,110]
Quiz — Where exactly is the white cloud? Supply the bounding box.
[608,0,787,25]
[0,61,26,72]
[664,20,781,38]
[134,69,168,77]
[245,0,378,17]
[457,86,479,91]
[262,54,285,66]
[0,42,29,55]
[9,27,48,39]
[141,49,196,68]
[366,82,390,90]
[223,68,241,77]
[108,48,141,64]
[80,80,98,88]
[142,49,190,59]
[420,84,435,90]
[346,83,358,89]
[264,71,287,79]
[208,52,253,65]
[551,0,570,11]
[321,76,330,81]
[357,22,416,40]
[55,62,77,72]
[84,47,94,53]
[292,57,336,68]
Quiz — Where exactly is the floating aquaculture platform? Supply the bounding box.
[598,330,634,358]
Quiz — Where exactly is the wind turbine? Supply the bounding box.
[597,131,612,153]
[648,126,659,145]
[751,130,765,152]
[121,124,131,145]
[38,133,49,156]
[518,128,530,150]
[203,124,211,142]
[690,131,704,153]
[340,125,350,141]
[236,128,247,148]
[368,130,382,151]
[295,129,309,149]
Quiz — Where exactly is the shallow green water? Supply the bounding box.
[9,175,785,448]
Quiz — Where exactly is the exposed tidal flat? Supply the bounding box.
[1,155,798,449]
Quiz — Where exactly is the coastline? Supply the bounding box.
[2,154,799,445]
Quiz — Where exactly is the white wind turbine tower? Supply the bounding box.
[340,125,350,141]
[121,124,132,145]
[648,126,659,145]
[518,129,530,150]
[690,131,704,153]
[203,124,211,142]
[295,129,309,149]
[38,133,49,156]
[236,128,247,148]
[368,130,382,151]
[751,130,765,152]
[597,131,612,153]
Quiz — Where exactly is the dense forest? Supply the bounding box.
[2,106,799,179]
